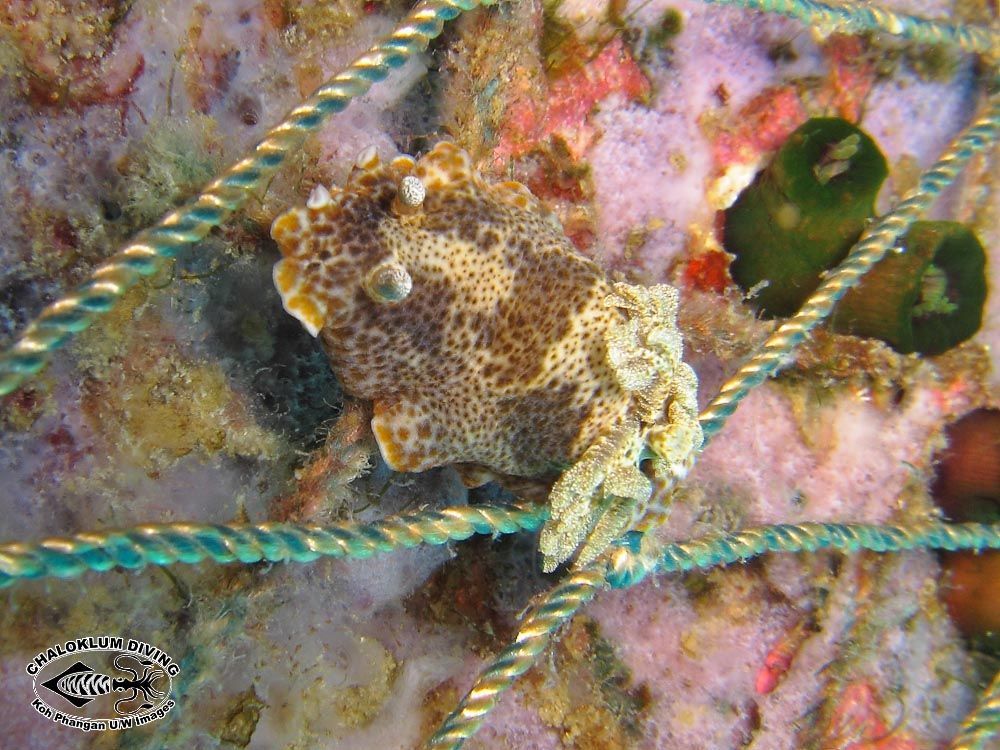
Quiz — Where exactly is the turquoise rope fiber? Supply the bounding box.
[0,503,547,588]
[701,0,998,54]
[606,519,1000,588]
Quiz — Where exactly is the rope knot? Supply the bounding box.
[606,532,652,588]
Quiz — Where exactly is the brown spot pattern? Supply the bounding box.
[271,142,633,477]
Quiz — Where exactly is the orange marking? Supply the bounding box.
[274,261,299,293]
[286,294,324,333]
[271,211,303,255]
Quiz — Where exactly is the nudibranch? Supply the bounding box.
[270,142,702,570]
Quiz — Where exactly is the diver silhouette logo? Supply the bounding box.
[26,636,178,731]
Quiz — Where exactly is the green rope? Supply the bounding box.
[427,517,1000,748]
[0,1,993,747]
[702,0,998,54]
[0,503,546,588]
[949,669,1000,750]
[635,98,1000,535]
[426,566,606,749]
[0,0,491,397]
[426,92,1000,746]
[610,519,1000,587]
[698,92,1000,444]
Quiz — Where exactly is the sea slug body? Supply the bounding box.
[271,142,702,568]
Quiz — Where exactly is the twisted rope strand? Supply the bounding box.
[0,0,489,397]
[698,92,1000,443]
[427,518,1000,748]
[703,0,998,54]
[633,93,1000,537]
[949,669,1000,750]
[612,520,1000,588]
[4,499,998,748]
[652,520,1000,575]
[425,565,606,749]
[0,1,995,747]
[0,503,546,588]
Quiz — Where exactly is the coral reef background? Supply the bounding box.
[0,0,996,748]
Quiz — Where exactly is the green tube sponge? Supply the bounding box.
[724,118,888,318]
[830,221,987,355]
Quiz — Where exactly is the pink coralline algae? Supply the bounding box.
[710,85,807,170]
[822,682,919,750]
[493,36,651,165]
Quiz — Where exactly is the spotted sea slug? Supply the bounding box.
[270,142,702,568]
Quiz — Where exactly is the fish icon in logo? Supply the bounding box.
[40,654,167,715]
